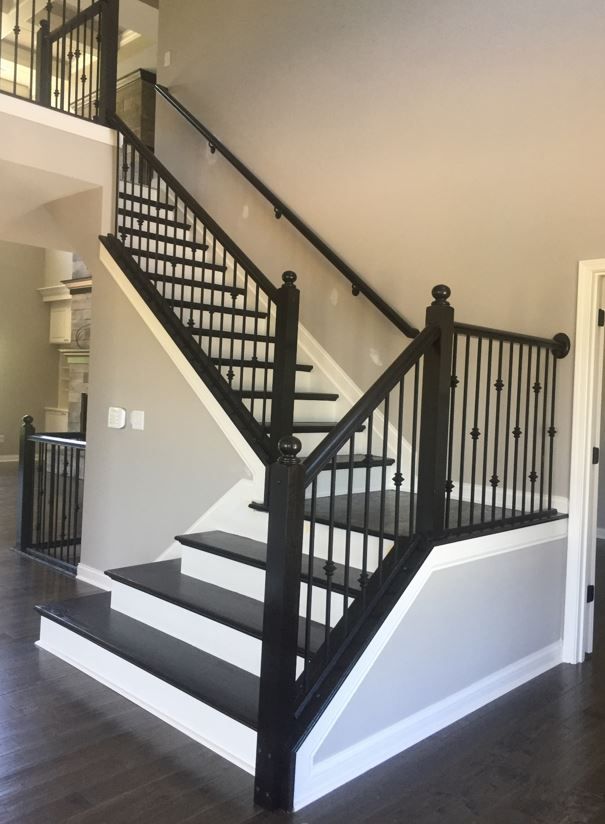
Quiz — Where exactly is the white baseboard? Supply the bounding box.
[38,619,257,773]
[0,455,18,463]
[597,527,605,540]
[76,563,112,591]
[293,640,562,810]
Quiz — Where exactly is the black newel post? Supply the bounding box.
[16,416,36,551]
[35,20,52,107]
[416,285,455,536]
[97,0,119,125]
[269,271,300,457]
[255,436,305,811]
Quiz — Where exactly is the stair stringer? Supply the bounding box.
[290,518,567,811]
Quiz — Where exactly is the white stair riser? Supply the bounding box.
[180,548,349,626]
[110,582,304,677]
[309,465,393,498]
[38,618,257,774]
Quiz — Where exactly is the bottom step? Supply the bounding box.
[36,593,258,772]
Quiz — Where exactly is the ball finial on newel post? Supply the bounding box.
[278,435,302,465]
[282,270,297,286]
[431,284,451,306]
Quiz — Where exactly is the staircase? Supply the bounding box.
[34,93,572,813]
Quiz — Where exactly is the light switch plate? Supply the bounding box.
[108,407,126,429]
[163,50,172,67]
[130,410,145,431]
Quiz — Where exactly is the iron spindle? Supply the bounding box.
[378,394,390,573]
[324,455,338,652]
[445,333,458,528]
[468,337,482,526]
[540,351,550,511]
[393,377,405,545]
[458,335,471,527]
[548,357,557,510]
[343,434,355,631]
[491,339,504,520]
[512,344,524,515]
[530,347,542,513]
[480,336,493,521]
[521,346,533,514]
[361,411,373,603]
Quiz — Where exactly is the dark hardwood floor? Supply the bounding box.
[1,462,604,822]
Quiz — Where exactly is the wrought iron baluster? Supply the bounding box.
[502,342,514,519]
[343,434,355,632]
[303,478,317,690]
[324,456,337,653]
[458,335,470,528]
[512,344,524,515]
[521,346,533,515]
[480,336,493,522]
[540,350,550,512]
[445,333,458,528]
[469,337,482,525]
[530,347,542,513]
[393,377,405,544]
[378,394,389,578]
[491,339,504,521]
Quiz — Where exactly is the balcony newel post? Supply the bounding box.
[35,20,51,107]
[416,284,455,536]
[98,0,119,125]
[255,435,305,811]
[16,415,36,551]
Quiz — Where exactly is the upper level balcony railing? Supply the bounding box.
[0,0,118,123]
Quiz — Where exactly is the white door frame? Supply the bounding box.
[563,259,605,663]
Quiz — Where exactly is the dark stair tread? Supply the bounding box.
[117,209,191,231]
[167,299,268,318]
[175,531,363,596]
[118,227,207,251]
[189,328,275,343]
[237,390,339,401]
[118,193,176,211]
[261,421,365,434]
[106,559,324,657]
[36,592,259,729]
[149,273,245,295]
[211,357,313,372]
[127,250,226,273]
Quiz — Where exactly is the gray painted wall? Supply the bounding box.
[154,0,605,500]
[47,189,248,573]
[0,240,59,457]
[315,535,567,761]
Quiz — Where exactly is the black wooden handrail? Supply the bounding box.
[303,324,439,485]
[454,322,571,358]
[108,113,280,303]
[155,84,419,339]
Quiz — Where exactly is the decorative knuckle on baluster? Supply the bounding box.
[552,332,570,359]
[22,415,34,425]
[282,270,297,286]
[278,435,302,465]
[431,284,451,305]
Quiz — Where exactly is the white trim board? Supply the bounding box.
[293,518,567,811]
[76,563,112,591]
[564,259,605,664]
[37,618,256,773]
